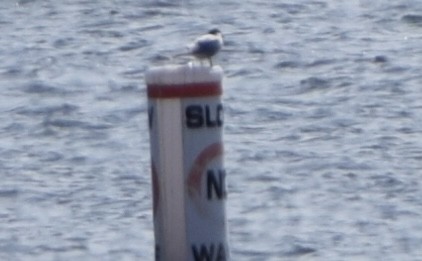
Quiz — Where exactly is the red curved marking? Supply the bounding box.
[147,82,222,98]
[187,142,223,199]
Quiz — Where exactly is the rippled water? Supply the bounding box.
[1,0,422,260]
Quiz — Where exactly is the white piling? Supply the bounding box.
[146,64,229,261]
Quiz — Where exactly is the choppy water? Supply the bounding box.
[1,0,422,260]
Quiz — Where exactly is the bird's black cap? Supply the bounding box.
[208,28,221,35]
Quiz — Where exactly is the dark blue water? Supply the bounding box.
[1,0,422,260]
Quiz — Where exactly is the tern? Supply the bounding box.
[189,29,223,66]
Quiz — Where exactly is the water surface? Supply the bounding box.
[1,0,422,260]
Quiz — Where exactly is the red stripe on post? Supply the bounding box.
[147,82,222,98]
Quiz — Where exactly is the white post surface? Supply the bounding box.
[146,64,229,261]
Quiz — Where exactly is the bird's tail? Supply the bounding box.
[173,52,192,58]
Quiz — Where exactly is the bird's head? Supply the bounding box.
[208,28,221,35]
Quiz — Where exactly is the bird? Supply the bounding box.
[189,28,223,67]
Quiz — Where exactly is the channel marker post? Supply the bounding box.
[145,64,229,261]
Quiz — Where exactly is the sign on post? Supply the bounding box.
[146,64,229,261]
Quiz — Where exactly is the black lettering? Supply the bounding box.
[207,169,226,200]
[155,244,160,261]
[192,243,227,261]
[216,104,224,127]
[185,104,223,129]
[192,244,214,261]
[186,105,204,128]
[205,105,217,127]
[216,243,226,261]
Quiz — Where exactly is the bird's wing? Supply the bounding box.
[191,35,222,54]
